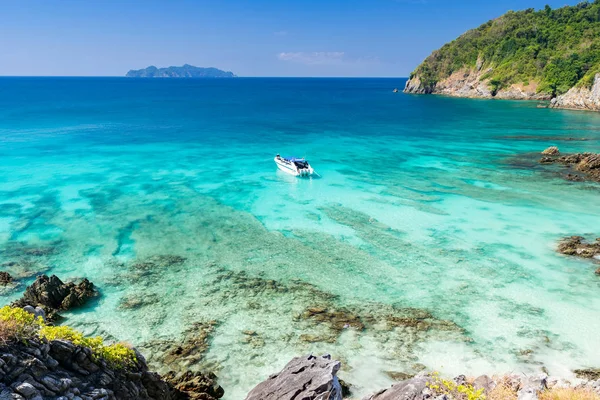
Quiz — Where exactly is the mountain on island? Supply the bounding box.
[404,1,600,111]
[126,64,236,78]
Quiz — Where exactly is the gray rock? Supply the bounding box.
[473,375,496,394]
[14,382,38,398]
[551,74,600,111]
[362,373,431,400]
[245,354,342,400]
[518,374,548,400]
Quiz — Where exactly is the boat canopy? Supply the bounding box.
[284,157,306,162]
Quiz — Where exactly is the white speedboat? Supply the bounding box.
[274,154,315,177]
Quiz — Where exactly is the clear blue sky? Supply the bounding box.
[0,0,580,77]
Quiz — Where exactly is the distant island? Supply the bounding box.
[126,64,236,78]
[404,1,600,111]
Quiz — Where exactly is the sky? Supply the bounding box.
[0,0,581,77]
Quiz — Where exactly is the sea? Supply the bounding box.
[1,77,600,399]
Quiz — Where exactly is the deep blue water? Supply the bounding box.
[1,78,600,398]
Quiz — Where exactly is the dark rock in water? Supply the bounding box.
[362,373,431,400]
[557,236,600,259]
[245,354,343,400]
[596,267,600,276]
[164,371,224,399]
[574,368,600,380]
[0,271,13,285]
[301,306,365,332]
[385,371,415,381]
[141,321,218,372]
[11,274,98,320]
[538,151,600,183]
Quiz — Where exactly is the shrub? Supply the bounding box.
[0,306,136,369]
[427,373,486,400]
[0,306,44,343]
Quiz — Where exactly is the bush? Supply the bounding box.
[0,306,136,369]
[0,306,44,344]
[427,373,486,400]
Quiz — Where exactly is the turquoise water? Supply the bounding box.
[1,77,600,398]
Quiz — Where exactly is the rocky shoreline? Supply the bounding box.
[404,72,600,112]
[2,271,600,399]
[537,147,600,183]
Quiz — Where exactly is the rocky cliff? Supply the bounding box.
[550,74,600,111]
[404,67,551,101]
[0,338,224,400]
[403,1,600,111]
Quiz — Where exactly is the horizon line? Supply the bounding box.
[0,75,408,79]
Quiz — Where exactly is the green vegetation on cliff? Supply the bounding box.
[0,306,137,369]
[411,0,600,96]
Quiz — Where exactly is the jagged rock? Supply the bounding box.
[245,354,343,400]
[551,74,600,112]
[22,306,47,322]
[517,374,547,400]
[163,371,224,400]
[0,271,13,285]
[541,146,559,155]
[362,373,431,400]
[11,275,97,320]
[473,375,496,394]
[0,338,223,400]
[557,236,600,259]
[539,152,600,183]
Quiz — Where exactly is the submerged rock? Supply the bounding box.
[574,368,600,380]
[245,354,343,400]
[164,371,224,400]
[0,271,13,285]
[11,274,98,321]
[141,321,218,373]
[557,236,600,259]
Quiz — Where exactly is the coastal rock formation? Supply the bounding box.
[404,69,550,101]
[11,274,98,321]
[551,74,600,112]
[0,338,223,400]
[362,373,431,400]
[163,371,224,400]
[539,151,600,183]
[557,236,600,260]
[541,146,560,156]
[402,2,600,111]
[244,354,343,400]
[0,271,13,286]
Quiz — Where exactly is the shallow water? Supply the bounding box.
[1,77,600,399]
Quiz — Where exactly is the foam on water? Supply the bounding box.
[1,78,600,399]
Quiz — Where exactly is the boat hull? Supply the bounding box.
[274,157,314,176]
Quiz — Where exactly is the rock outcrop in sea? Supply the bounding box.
[538,148,600,183]
[551,74,600,112]
[11,275,98,322]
